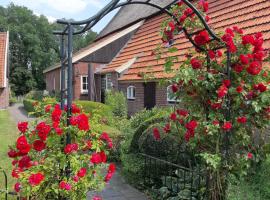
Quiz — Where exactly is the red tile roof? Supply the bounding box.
[0,32,8,88]
[101,0,270,81]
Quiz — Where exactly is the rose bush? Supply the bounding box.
[8,101,115,200]
[153,0,270,199]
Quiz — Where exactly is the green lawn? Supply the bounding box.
[0,110,18,194]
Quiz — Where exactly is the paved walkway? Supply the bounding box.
[8,103,149,200]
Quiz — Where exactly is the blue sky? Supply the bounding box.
[1,0,118,33]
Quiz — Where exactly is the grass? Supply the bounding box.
[0,110,18,195]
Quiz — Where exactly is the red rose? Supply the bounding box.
[247,152,253,159]
[212,120,219,126]
[51,108,62,123]
[36,122,51,141]
[55,127,63,135]
[77,114,90,131]
[14,182,21,193]
[237,116,247,124]
[44,105,51,113]
[232,64,244,73]
[71,104,81,114]
[223,80,231,87]
[33,140,46,152]
[16,135,31,154]
[28,172,44,186]
[73,175,79,182]
[236,86,243,93]
[242,35,254,45]
[8,149,18,158]
[100,151,107,163]
[239,54,249,65]
[208,50,216,59]
[108,163,116,174]
[163,123,171,133]
[233,26,243,34]
[179,14,187,23]
[226,28,234,37]
[190,58,202,69]
[217,85,228,98]
[100,132,110,141]
[59,181,66,190]
[257,83,267,92]
[18,122,28,133]
[177,109,188,117]
[185,120,198,131]
[171,84,178,93]
[222,122,232,131]
[246,61,262,75]
[217,50,223,57]
[70,116,78,126]
[170,113,177,121]
[205,15,210,22]
[211,102,222,110]
[77,168,87,178]
[92,195,102,200]
[90,152,102,164]
[194,30,210,46]
[64,143,78,154]
[12,168,22,178]
[105,172,113,182]
[18,155,32,169]
[168,21,175,32]
[153,127,161,140]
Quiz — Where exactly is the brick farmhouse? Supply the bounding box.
[44,0,270,115]
[0,32,9,109]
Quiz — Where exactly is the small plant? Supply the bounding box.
[7,101,115,200]
[105,90,127,118]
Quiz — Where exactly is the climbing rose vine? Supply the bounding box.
[152,0,270,199]
[8,102,115,199]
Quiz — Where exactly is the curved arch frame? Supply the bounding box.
[55,1,231,185]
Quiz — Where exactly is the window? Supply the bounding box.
[81,75,88,94]
[127,86,136,100]
[101,73,113,90]
[167,85,180,103]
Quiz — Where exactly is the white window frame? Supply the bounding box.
[81,75,88,94]
[105,73,113,90]
[167,85,180,103]
[127,86,136,100]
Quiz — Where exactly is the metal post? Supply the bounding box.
[88,63,94,101]
[67,24,73,142]
[225,50,231,157]
[60,35,65,110]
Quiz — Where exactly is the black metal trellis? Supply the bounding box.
[0,169,20,200]
[53,0,231,199]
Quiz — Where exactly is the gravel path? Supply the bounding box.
[8,103,149,200]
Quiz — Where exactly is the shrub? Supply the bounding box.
[8,103,115,199]
[23,99,37,113]
[75,100,113,122]
[25,90,45,101]
[105,90,127,118]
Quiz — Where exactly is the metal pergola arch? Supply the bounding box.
[53,1,231,199]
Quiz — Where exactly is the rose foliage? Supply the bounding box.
[8,102,115,199]
[153,0,270,198]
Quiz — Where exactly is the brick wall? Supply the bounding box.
[0,80,9,109]
[119,82,172,115]
[45,62,103,101]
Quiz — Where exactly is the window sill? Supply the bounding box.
[127,98,136,101]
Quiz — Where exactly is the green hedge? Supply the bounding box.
[75,100,112,119]
[23,99,37,113]
[25,90,44,101]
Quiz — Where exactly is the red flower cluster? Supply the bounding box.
[59,181,72,191]
[237,116,247,124]
[92,196,102,200]
[105,163,116,182]
[77,167,87,178]
[36,122,51,141]
[153,127,161,140]
[100,132,113,149]
[28,172,44,186]
[90,151,107,164]
[217,84,228,99]
[163,123,171,133]
[51,107,62,123]
[14,182,21,193]
[253,83,267,93]
[222,121,232,131]
[222,28,238,53]
[33,140,46,152]
[198,0,209,12]
[194,30,210,46]
[16,135,31,155]
[184,120,198,142]
[44,105,51,113]
[18,155,32,169]
[190,58,202,69]
[64,143,79,154]
[70,114,90,131]
[18,122,28,133]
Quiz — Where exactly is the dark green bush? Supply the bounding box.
[105,90,127,118]
[25,90,44,101]
[23,99,37,113]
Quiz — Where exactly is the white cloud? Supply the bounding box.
[11,0,104,14]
